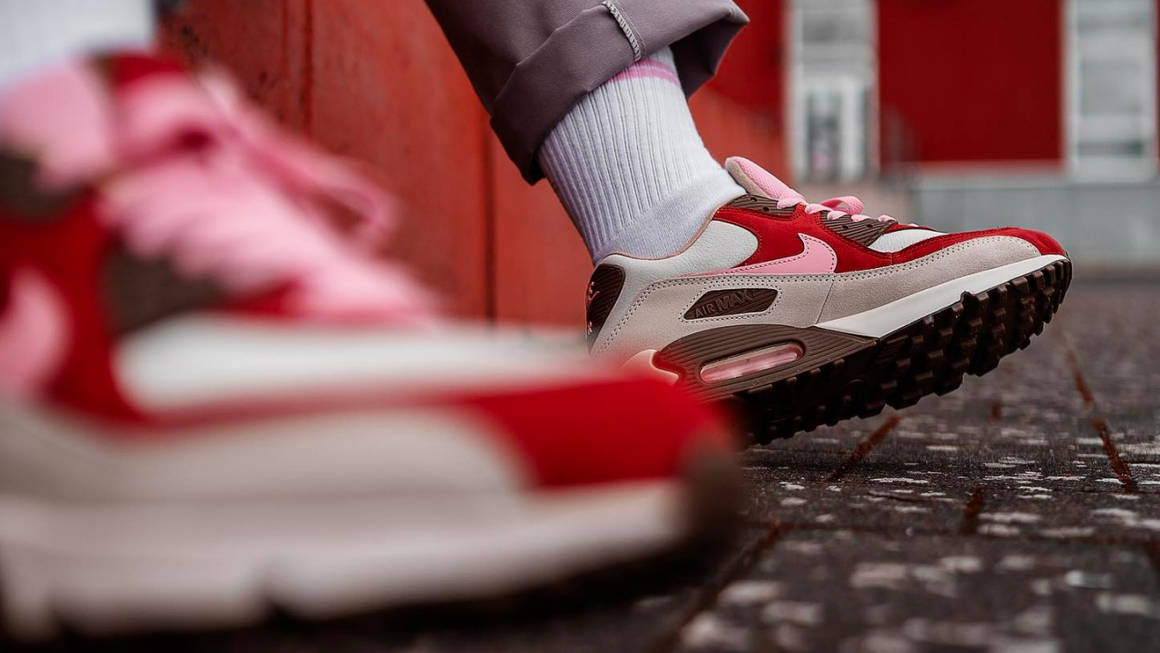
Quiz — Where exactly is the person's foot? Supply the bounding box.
[587,156,1071,442]
[0,55,737,639]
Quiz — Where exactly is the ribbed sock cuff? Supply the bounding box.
[540,47,743,263]
[593,168,742,260]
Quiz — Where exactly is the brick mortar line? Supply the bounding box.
[1062,336,1138,493]
[826,415,901,481]
[647,524,784,653]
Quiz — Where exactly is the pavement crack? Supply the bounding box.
[989,400,1002,421]
[827,414,901,481]
[1091,417,1138,493]
[1062,334,1137,494]
[960,486,985,535]
[1062,338,1095,406]
[647,524,783,653]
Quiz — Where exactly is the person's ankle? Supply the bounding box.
[589,168,744,261]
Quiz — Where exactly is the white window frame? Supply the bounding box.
[1066,0,1157,180]
[789,0,878,182]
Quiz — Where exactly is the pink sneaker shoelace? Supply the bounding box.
[732,157,895,224]
[770,183,894,224]
[100,67,436,324]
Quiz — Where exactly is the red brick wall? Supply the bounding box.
[160,0,785,325]
[878,0,1064,168]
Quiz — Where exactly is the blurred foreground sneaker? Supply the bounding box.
[0,56,737,639]
[587,156,1071,442]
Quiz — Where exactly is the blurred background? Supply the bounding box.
[160,0,1158,325]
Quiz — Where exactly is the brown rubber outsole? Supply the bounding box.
[659,260,1072,444]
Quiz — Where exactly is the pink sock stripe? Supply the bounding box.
[608,60,680,87]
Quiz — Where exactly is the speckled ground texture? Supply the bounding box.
[33,281,1160,652]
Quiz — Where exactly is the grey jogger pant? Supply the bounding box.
[424,0,749,183]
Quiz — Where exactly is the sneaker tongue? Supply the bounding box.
[724,156,796,201]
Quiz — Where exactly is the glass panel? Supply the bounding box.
[1079,60,1144,115]
[1077,140,1147,157]
[806,90,842,180]
[1076,7,1150,32]
[1068,0,1156,174]
[801,10,869,46]
[792,0,875,181]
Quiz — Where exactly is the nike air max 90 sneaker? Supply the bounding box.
[587,156,1071,442]
[0,55,737,639]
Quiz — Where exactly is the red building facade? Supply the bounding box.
[878,0,1065,168]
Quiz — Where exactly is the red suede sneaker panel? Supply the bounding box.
[890,227,1065,262]
[712,207,1063,273]
[713,206,892,273]
[1,195,140,420]
[465,378,730,488]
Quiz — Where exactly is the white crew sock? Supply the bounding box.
[0,0,154,90]
[539,47,744,262]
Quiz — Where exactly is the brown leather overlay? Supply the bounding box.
[823,214,893,247]
[725,194,796,217]
[655,323,874,402]
[585,264,625,348]
[0,150,86,221]
[103,243,226,334]
[684,289,777,321]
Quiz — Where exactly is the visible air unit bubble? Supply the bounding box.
[699,342,804,384]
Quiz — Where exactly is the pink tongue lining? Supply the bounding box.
[0,55,435,325]
[726,156,894,224]
[728,156,801,202]
[108,70,436,323]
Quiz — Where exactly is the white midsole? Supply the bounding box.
[815,255,1066,338]
[0,479,684,640]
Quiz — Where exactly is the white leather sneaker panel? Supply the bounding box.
[591,221,758,354]
[818,254,1064,337]
[820,236,1040,322]
[592,274,833,362]
[869,228,947,253]
[592,234,1042,362]
[117,320,596,410]
[0,400,528,500]
[0,477,683,640]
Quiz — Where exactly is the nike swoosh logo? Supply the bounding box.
[0,269,69,399]
[728,234,838,275]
